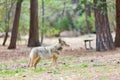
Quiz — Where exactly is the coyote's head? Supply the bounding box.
[54,38,69,51]
[58,38,69,47]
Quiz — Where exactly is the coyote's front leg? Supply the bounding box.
[51,55,58,67]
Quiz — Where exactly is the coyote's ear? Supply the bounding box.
[58,38,62,43]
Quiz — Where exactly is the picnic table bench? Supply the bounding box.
[84,39,94,50]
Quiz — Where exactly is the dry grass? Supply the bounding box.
[0,35,120,80]
[0,44,120,80]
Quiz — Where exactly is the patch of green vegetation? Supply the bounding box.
[114,65,120,70]
[79,70,89,75]
[59,62,89,71]
[20,60,28,64]
[59,64,71,69]
[80,63,89,68]
[32,66,51,73]
[33,67,44,72]
[0,69,25,76]
[60,57,74,62]
[93,62,106,67]
[54,71,61,75]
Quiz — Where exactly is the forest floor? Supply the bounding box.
[0,33,120,80]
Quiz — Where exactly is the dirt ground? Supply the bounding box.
[0,34,120,80]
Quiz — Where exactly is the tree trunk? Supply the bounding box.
[3,31,9,46]
[3,0,15,46]
[66,11,75,30]
[28,0,40,47]
[115,0,120,47]
[40,0,44,45]
[8,0,22,49]
[85,4,92,34]
[3,0,9,46]
[94,0,115,51]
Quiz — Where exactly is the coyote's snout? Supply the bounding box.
[28,38,69,68]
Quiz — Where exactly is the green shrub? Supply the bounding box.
[56,16,71,31]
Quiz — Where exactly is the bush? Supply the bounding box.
[39,26,60,37]
[56,16,71,31]
[74,14,87,33]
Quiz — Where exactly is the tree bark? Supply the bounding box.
[8,1,22,49]
[3,0,15,46]
[28,0,40,47]
[40,0,44,45]
[94,0,115,51]
[85,4,92,34]
[115,0,120,47]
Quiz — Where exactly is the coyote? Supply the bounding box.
[28,38,69,68]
